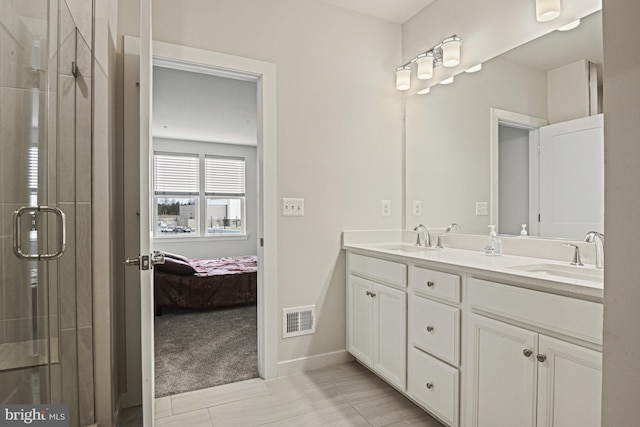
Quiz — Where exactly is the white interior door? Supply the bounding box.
[140,0,154,424]
[539,114,604,239]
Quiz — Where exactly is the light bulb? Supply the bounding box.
[416,53,434,80]
[465,64,482,73]
[440,76,454,85]
[396,67,411,91]
[417,87,431,95]
[557,19,580,31]
[442,37,462,68]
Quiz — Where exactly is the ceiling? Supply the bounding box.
[153,67,258,146]
[318,0,434,24]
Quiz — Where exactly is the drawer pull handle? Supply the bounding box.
[426,281,435,288]
[523,349,533,357]
[537,354,547,363]
[426,325,434,332]
[425,382,433,390]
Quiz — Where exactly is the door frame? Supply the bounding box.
[122,36,278,422]
[489,108,547,235]
[151,40,279,381]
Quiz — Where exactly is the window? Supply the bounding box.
[153,152,246,238]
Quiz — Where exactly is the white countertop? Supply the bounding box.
[343,241,603,303]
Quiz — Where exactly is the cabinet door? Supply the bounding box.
[470,315,537,427]
[348,276,373,366]
[374,283,407,390]
[537,335,602,427]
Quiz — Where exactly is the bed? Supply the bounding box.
[154,253,257,314]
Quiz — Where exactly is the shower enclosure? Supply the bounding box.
[0,1,94,426]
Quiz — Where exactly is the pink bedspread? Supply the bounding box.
[190,255,257,277]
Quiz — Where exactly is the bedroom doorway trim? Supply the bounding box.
[152,41,278,382]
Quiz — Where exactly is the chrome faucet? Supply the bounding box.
[414,224,431,247]
[445,223,461,233]
[584,231,605,269]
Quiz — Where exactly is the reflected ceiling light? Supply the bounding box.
[536,0,561,22]
[394,35,463,91]
[557,19,581,31]
[465,64,482,73]
[440,76,454,85]
[441,37,462,67]
[396,66,411,91]
[416,52,434,80]
[417,87,431,95]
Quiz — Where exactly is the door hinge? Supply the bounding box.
[538,213,541,222]
[260,238,264,247]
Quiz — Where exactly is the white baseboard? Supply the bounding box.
[276,350,354,376]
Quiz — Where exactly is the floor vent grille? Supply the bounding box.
[282,305,316,338]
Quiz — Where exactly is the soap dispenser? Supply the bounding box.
[484,225,502,256]
[520,224,528,236]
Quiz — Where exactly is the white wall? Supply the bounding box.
[602,1,640,425]
[118,0,403,364]
[152,138,258,259]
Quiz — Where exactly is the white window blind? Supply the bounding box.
[154,153,199,194]
[205,156,245,195]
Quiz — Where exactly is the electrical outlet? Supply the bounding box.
[381,200,391,217]
[413,200,422,216]
[475,201,488,216]
[282,198,304,216]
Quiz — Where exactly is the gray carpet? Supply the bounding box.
[154,304,258,398]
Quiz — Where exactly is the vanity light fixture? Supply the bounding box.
[465,64,482,73]
[396,66,412,91]
[557,19,580,31]
[441,36,462,67]
[416,52,434,80]
[417,87,431,95]
[440,76,454,85]
[394,35,462,91]
[536,0,561,22]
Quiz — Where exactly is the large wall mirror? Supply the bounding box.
[405,10,603,240]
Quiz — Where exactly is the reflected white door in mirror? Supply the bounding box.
[492,110,604,240]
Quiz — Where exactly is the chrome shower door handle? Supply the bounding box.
[13,206,67,260]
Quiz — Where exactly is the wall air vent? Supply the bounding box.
[282,305,316,338]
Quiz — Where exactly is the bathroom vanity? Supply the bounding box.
[343,231,603,427]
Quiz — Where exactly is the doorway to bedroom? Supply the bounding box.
[150,62,260,398]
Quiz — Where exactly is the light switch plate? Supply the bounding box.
[475,201,488,216]
[381,200,391,217]
[283,198,304,216]
[413,200,422,216]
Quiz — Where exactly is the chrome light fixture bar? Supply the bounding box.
[395,35,462,91]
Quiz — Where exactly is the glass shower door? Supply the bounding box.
[0,0,55,407]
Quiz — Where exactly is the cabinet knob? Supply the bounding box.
[365,291,371,296]
[522,349,533,357]
[537,354,547,363]
[426,325,434,332]
[425,382,433,390]
[426,281,435,288]
[370,292,376,298]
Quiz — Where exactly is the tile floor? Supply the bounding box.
[150,361,445,427]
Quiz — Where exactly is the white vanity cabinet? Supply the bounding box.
[467,278,603,427]
[408,265,462,427]
[347,253,407,390]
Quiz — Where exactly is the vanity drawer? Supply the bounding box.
[468,278,603,345]
[349,253,407,288]
[411,296,460,366]
[411,266,461,303]
[408,346,459,427]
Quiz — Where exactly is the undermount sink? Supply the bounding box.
[376,244,439,253]
[508,263,603,283]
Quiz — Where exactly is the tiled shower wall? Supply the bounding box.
[0,1,94,426]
